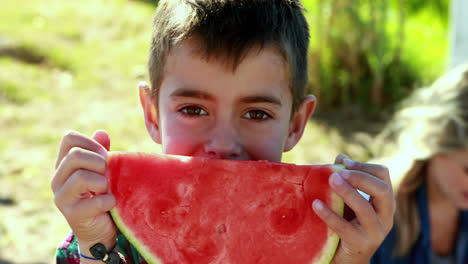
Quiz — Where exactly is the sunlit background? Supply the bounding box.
[0,0,465,263]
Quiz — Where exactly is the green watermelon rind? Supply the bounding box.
[111,196,343,264]
[313,191,344,264]
[313,164,345,264]
[111,194,343,264]
[110,207,163,264]
[109,156,345,264]
[108,152,165,264]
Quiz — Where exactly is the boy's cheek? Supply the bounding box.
[161,132,198,155]
[160,123,211,157]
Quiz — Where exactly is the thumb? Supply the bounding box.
[92,129,111,151]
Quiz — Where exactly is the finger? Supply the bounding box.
[55,130,108,169]
[52,148,107,193]
[312,199,361,243]
[329,172,382,236]
[55,170,109,208]
[338,169,394,222]
[334,153,350,165]
[343,159,391,188]
[67,194,116,222]
[92,129,110,151]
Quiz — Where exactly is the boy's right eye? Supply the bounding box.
[180,105,208,116]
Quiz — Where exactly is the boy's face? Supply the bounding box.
[140,40,315,162]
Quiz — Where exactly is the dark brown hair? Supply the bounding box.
[148,0,310,112]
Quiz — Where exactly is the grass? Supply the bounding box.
[0,1,156,262]
[0,1,446,263]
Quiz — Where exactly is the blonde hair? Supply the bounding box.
[374,63,468,256]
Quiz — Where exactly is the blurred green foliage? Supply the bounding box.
[407,0,449,21]
[303,0,448,115]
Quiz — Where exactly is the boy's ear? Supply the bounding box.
[138,83,161,144]
[284,95,316,152]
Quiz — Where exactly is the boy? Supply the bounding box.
[53,0,395,263]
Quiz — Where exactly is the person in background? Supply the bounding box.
[371,63,468,264]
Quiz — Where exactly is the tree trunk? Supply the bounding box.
[449,0,468,69]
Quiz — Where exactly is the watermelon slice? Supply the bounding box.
[107,152,344,264]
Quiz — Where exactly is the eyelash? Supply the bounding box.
[178,106,272,121]
[243,109,272,120]
[179,105,208,117]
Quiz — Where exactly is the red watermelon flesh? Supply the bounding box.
[107,152,344,264]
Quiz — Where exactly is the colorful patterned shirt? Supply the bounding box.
[55,231,147,264]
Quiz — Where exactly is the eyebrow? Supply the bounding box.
[170,87,282,106]
[239,95,282,106]
[170,88,214,100]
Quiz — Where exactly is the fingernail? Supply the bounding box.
[339,169,350,179]
[312,199,324,211]
[138,81,149,89]
[330,172,343,186]
[343,158,355,168]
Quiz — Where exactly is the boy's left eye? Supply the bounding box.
[243,110,271,120]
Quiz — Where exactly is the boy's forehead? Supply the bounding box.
[161,39,293,105]
[167,38,288,74]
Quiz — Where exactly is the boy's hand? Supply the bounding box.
[52,130,117,258]
[312,154,395,264]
